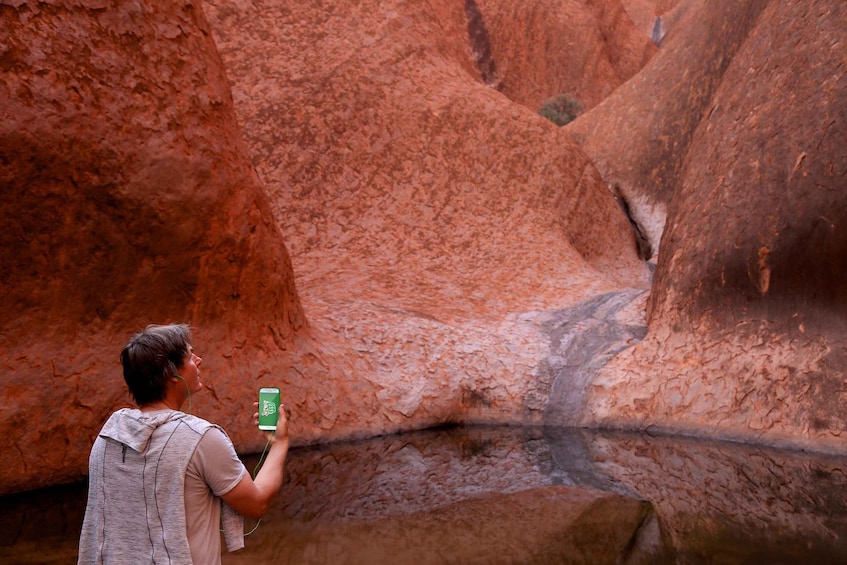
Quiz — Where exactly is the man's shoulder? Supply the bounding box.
[175,412,217,434]
[180,416,236,454]
[188,421,245,490]
[165,413,232,450]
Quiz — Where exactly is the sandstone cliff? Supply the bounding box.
[583,0,847,451]
[0,0,305,492]
[1,0,845,494]
[0,0,650,493]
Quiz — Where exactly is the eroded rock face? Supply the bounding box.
[620,0,682,39]
[470,0,659,111]
[584,0,847,450]
[1,0,651,493]
[0,0,305,492]
[3,0,844,496]
[568,0,772,257]
[202,0,650,433]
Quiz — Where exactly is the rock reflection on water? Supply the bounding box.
[3,427,847,564]
[229,427,654,565]
[567,429,847,564]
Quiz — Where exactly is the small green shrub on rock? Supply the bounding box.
[538,94,583,126]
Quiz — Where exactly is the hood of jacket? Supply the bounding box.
[98,408,187,454]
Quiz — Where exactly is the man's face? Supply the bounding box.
[178,344,204,394]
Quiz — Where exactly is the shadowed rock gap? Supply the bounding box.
[464,0,497,86]
[612,183,652,261]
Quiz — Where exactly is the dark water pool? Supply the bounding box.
[3,426,847,564]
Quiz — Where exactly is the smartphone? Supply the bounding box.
[258,387,281,431]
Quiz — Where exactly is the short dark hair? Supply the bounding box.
[120,324,192,406]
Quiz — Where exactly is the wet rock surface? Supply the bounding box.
[229,487,648,565]
[540,290,649,424]
[577,428,847,563]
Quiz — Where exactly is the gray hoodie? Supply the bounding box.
[78,409,243,564]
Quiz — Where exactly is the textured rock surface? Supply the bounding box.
[202,0,650,433]
[1,0,650,493]
[583,0,847,450]
[2,0,846,496]
[620,0,681,38]
[568,0,771,256]
[0,0,308,492]
[471,0,659,111]
[542,289,649,425]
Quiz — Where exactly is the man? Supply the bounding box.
[78,324,289,564]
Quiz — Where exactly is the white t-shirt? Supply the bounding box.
[184,427,247,564]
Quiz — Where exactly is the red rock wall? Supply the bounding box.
[473,0,658,112]
[5,0,844,496]
[202,0,652,441]
[584,0,847,451]
[620,0,681,37]
[0,0,306,492]
[1,0,651,493]
[568,0,772,256]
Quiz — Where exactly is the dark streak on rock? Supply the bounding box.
[539,290,648,425]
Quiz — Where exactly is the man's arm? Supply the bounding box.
[221,408,290,520]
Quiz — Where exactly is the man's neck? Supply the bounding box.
[140,384,185,412]
[140,401,178,412]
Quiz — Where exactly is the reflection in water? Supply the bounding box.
[2,426,847,564]
[563,429,847,564]
[228,427,656,564]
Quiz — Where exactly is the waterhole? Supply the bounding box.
[3,426,847,564]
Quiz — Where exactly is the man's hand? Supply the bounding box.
[222,400,291,519]
[252,400,290,442]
